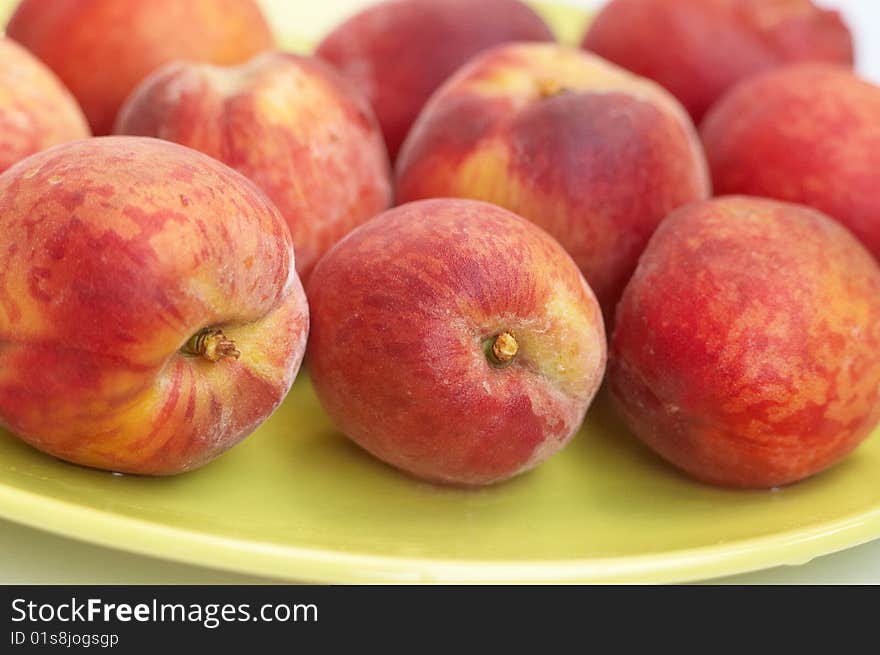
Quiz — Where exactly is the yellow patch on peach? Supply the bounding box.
[452,139,576,242]
[222,299,306,386]
[519,284,604,397]
[248,72,327,126]
[0,274,52,337]
[452,139,514,200]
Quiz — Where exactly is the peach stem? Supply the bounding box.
[537,78,565,98]
[182,328,240,362]
[486,331,519,367]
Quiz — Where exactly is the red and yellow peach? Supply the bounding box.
[115,51,392,283]
[0,37,90,174]
[582,0,853,122]
[0,137,308,475]
[396,43,710,318]
[609,196,880,488]
[307,199,606,486]
[316,0,554,161]
[701,64,880,260]
[6,0,274,135]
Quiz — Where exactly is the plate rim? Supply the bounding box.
[3,478,880,583]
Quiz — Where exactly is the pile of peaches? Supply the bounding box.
[1,0,878,491]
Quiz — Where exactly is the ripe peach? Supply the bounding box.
[115,52,392,284]
[701,64,880,260]
[396,43,710,318]
[582,0,853,122]
[6,0,274,135]
[0,37,89,174]
[609,197,880,488]
[307,199,606,486]
[316,0,553,161]
[0,137,308,475]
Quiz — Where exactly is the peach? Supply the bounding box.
[115,52,392,283]
[395,43,710,319]
[316,0,553,161]
[582,0,853,122]
[0,137,308,475]
[609,197,880,488]
[307,199,606,486]
[701,64,880,261]
[0,37,89,174]
[6,0,274,135]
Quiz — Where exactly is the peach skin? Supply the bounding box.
[582,0,853,123]
[6,0,274,135]
[307,198,607,486]
[0,37,90,174]
[610,197,880,488]
[396,43,710,320]
[316,0,554,161]
[115,52,392,283]
[0,137,309,475]
[701,64,880,261]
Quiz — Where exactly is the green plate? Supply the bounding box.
[2,1,880,584]
[2,376,880,583]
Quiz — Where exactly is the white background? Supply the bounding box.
[2,0,879,584]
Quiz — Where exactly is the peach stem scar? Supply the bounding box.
[537,78,565,98]
[182,328,240,362]
[485,330,519,367]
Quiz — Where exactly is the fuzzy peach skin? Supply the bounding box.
[6,0,274,136]
[307,198,606,486]
[0,37,90,174]
[316,0,554,161]
[396,43,710,319]
[0,137,308,475]
[115,52,392,283]
[582,0,853,123]
[609,197,880,489]
[701,64,880,261]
